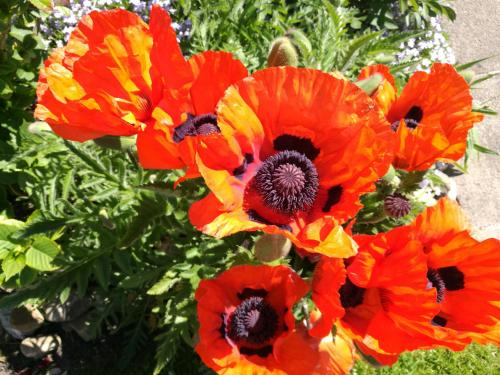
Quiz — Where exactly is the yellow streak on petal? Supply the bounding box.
[45,63,86,102]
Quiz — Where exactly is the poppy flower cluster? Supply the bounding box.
[35,5,498,374]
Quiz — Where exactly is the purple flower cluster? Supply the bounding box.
[40,0,191,47]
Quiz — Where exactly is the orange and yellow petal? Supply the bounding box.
[411,197,470,245]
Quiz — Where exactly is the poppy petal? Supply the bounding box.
[188,51,248,114]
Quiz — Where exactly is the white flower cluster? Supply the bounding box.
[396,17,456,71]
[39,0,191,48]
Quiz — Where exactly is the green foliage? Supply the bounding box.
[349,0,456,31]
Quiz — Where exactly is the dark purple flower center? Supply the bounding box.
[391,105,424,131]
[427,268,446,303]
[228,296,278,344]
[252,150,319,215]
[173,113,220,143]
[339,278,366,308]
[384,194,412,218]
[427,266,465,303]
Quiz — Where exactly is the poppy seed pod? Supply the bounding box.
[267,36,299,67]
[254,233,292,262]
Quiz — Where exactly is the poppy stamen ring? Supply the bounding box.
[173,113,220,143]
[228,296,278,344]
[253,150,319,215]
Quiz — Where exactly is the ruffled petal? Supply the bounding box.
[188,51,248,114]
[310,258,346,337]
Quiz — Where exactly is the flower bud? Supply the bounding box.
[355,73,384,96]
[267,37,298,67]
[254,233,292,262]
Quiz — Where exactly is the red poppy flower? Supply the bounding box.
[36,6,247,175]
[358,63,483,171]
[195,264,312,374]
[410,198,500,342]
[313,225,442,360]
[190,67,394,257]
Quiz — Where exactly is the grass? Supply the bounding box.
[353,344,499,375]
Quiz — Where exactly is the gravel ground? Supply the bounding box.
[444,0,500,239]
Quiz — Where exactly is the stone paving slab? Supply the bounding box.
[445,0,500,239]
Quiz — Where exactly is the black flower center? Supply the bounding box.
[339,278,366,308]
[427,266,465,303]
[391,105,424,132]
[427,268,446,303]
[384,194,411,218]
[228,296,278,344]
[173,113,220,143]
[252,150,319,215]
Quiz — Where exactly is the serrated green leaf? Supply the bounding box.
[147,270,179,295]
[25,237,60,271]
[118,194,167,249]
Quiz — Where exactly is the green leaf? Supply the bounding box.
[472,106,497,115]
[25,237,60,271]
[339,31,381,71]
[473,144,499,156]
[0,239,17,256]
[0,216,25,240]
[9,26,32,42]
[147,270,179,295]
[29,0,52,11]
[92,258,111,291]
[154,331,180,375]
[2,254,25,281]
[455,56,495,71]
[13,217,84,239]
[118,194,167,249]
[59,286,71,304]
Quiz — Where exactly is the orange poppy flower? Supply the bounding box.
[358,63,483,171]
[195,264,312,374]
[36,6,247,175]
[190,67,394,257]
[314,225,442,359]
[410,198,500,343]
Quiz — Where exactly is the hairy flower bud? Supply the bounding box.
[267,37,298,67]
